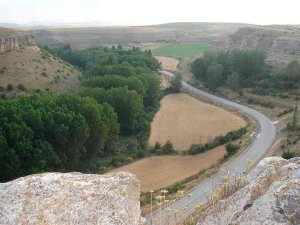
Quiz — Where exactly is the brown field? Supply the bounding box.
[149,93,246,150]
[112,145,226,192]
[0,46,81,94]
[155,56,179,71]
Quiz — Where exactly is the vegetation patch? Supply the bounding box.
[152,43,214,58]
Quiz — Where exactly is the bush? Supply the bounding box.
[7,84,14,91]
[17,84,26,91]
[167,182,185,194]
[282,151,299,159]
[161,141,176,155]
[225,143,240,157]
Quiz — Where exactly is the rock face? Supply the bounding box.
[197,157,300,225]
[0,28,36,53]
[0,172,144,225]
[225,26,300,70]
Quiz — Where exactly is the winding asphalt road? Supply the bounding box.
[146,70,276,224]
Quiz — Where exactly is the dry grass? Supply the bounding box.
[155,56,179,71]
[149,93,247,150]
[112,145,226,192]
[0,46,81,94]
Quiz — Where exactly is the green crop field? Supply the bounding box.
[152,43,214,58]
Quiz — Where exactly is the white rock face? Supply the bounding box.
[197,157,300,225]
[0,172,145,225]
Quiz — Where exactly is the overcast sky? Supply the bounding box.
[1,0,300,26]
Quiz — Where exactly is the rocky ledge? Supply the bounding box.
[197,157,300,225]
[0,28,36,53]
[0,172,145,225]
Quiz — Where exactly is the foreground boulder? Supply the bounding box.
[198,157,300,225]
[0,172,144,225]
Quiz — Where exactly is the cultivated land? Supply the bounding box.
[149,93,247,150]
[155,56,179,71]
[113,145,226,192]
[152,43,214,58]
[0,46,81,95]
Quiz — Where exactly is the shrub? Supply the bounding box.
[7,84,14,91]
[0,93,6,100]
[167,182,185,194]
[188,128,246,155]
[161,140,176,155]
[225,143,240,157]
[17,84,26,91]
[282,151,299,159]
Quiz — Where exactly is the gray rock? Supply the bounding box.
[197,157,300,225]
[0,172,145,225]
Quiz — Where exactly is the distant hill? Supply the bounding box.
[32,22,250,49]
[0,28,81,97]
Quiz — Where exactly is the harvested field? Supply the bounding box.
[149,93,247,150]
[155,56,179,71]
[113,145,226,192]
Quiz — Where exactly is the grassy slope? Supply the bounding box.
[152,43,214,58]
[0,46,81,96]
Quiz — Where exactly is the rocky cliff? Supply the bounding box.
[0,28,36,53]
[197,157,300,225]
[0,172,145,225]
[225,26,300,70]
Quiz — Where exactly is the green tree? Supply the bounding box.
[226,72,240,90]
[191,58,205,80]
[206,63,224,90]
[287,60,300,81]
[170,74,182,93]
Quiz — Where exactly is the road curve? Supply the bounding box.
[146,70,276,224]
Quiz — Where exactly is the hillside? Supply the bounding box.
[32,22,249,49]
[225,26,300,70]
[0,28,81,96]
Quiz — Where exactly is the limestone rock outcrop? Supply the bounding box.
[0,28,36,53]
[0,172,144,225]
[197,157,300,225]
[225,26,300,70]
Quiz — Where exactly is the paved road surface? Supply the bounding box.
[146,70,276,224]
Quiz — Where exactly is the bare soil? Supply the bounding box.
[155,56,179,71]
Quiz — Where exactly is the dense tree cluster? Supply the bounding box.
[1,45,162,182]
[0,93,119,182]
[191,49,300,95]
[191,49,266,90]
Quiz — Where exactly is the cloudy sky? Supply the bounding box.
[0,0,300,25]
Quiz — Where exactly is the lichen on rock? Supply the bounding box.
[0,172,145,225]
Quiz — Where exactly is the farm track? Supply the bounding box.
[146,70,276,224]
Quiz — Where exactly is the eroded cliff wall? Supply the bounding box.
[0,28,36,53]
